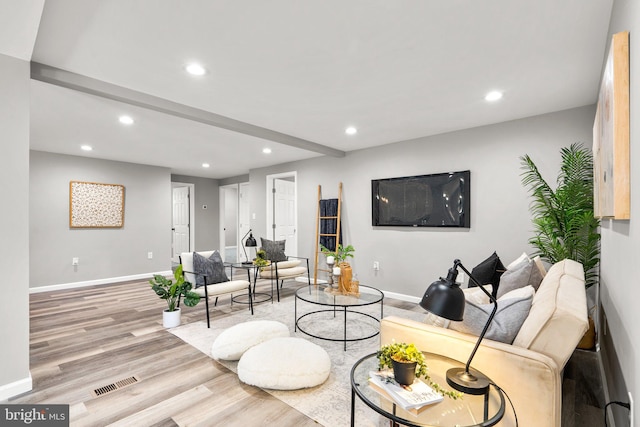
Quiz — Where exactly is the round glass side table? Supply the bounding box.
[350,352,505,427]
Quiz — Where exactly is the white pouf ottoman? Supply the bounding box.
[237,337,331,390]
[211,320,290,361]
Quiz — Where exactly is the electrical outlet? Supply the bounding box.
[457,271,466,284]
[148,252,153,259]
[373,261,380,271]
[629,392,634,427]
[72,257,79,266]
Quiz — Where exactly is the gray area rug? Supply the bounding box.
[170,288,425,427]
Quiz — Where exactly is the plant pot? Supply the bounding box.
[163,308,181,328]
[391,359,417,386]
[577,316,596,350]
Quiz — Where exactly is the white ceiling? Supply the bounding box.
[7,0,615,178]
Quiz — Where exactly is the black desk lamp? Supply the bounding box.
[241,230,257,265]
[419,259,497,395]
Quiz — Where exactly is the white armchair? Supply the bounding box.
[259,256,310,301]
[180,250,253,327]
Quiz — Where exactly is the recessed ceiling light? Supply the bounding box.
[202,163,210,168]
[263,148,272,154]
[186,63,207,76]
[345,126,358,135]
[119,115,134,125]
[80,145,93,151]
[484,91,503,102]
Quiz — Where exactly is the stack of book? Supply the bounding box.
[368,370,443,415]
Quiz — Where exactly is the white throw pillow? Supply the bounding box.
[211,320,290,361]
[506,252,530,270]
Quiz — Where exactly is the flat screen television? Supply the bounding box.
[371,170,470,228]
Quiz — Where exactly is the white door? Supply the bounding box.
[172,186,190,262]
[239,182,251,262]
[273,178,297,256]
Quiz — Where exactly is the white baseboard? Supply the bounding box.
[0,374,32,402]
[382,290,421,304]
[29,270,173,294]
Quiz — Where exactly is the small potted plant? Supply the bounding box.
[377,342,461,399]
[150,265,200,328]
[253,249,270,267]
[320,243,355,264]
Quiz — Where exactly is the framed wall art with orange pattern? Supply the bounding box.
[69,181,125,228]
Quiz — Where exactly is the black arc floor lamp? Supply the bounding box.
[419,259,497,395]
[241,230,257,265]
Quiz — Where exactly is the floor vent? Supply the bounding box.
[92,376,139,397]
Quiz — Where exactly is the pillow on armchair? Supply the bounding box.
[193,251,229,286]
[260,238,287,262]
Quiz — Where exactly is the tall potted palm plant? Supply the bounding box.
[520,143,600,348]
[519,143,600,288]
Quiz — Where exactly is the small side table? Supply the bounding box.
[226,262,272,304]
[350,352,505,427]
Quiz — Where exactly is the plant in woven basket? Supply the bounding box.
[376,342,461,399]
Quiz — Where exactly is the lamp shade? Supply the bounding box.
[245,233,257,247]
[419,269,465,321]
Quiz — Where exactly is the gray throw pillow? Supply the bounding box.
[496,258,543,299]
[261,238,287,262]
[449,287,534,344]
[193,251,229,286]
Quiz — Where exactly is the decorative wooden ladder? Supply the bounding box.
[313,183,343,286]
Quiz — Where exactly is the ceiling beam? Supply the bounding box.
[31,62,345,158]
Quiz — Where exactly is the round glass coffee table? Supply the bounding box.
[294,285,384,351]
[350,352,505,426]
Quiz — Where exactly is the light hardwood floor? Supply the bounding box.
[10,278,602,426]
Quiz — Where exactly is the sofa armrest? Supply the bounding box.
[381,316,562,427]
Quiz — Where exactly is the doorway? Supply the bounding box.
[265,172,297,256]
[171,182,195,263]
[219,182,251,263]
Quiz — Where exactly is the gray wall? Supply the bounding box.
[171,175,220,251]
[30,151,172,287]
[250,105,595,298]
[0,54,31,397]
[600,0,639,425]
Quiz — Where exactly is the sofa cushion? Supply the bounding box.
[469,251,505,297]
[211,320,290,361]
[496,257,544,299]
[532,256,547,278]
[449,285,534,344]
[193,251,229,286]
[512,259,588,369]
